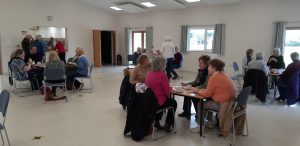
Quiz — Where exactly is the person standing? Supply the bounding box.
[21,35,32,53]
[55,39,67,64]
[133,47,142,65]
[160,36,177,80]
[242,48,254,73]
[35,34,47,56]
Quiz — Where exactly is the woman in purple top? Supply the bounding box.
[145,57,177,133]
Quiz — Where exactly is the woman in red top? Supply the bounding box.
[55,39,67,64]
[145,57,177,133]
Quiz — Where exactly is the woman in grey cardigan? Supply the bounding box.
[44,51,65,100]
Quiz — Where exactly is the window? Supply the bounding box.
[132,31,146,53]
[284,28,300,65]
[187,26,214,52]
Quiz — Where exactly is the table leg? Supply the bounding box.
[199,99,203,137]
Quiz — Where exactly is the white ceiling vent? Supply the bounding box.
[117,2,146,13]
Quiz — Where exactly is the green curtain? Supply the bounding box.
[273,21,286,55]
[212,24,225,55]
[146,27,153,50]
[180,25,188,54]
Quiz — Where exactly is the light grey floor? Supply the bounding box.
[0,66,299,146]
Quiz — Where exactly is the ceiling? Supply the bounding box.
[77,0,240,14]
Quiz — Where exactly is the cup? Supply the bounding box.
[37,62,41,64]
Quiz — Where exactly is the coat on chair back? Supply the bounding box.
[243,69,268,102]
[124,87,159,141]
[286,71,300,105]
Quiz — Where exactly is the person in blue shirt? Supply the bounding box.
[67,47,89,90]
[24,46,44,63]
[35,34,47,56]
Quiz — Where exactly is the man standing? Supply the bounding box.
[160,36,178,79]
[133,47,142,65]
[21,35,32,53]
[35,34,47,56]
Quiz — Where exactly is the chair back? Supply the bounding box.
[88,63,94,77]
[44,68,65,81]
[233,62,239,72]
[243,69,268,102]
[0,90,10,117]
[235,86,252,108]
[128,55,135,61]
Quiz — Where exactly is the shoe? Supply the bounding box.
[154,122,164,130]
[172,75,179,80]
[53,96,67,100]
[164,123,172,133]
[78,83,84,91]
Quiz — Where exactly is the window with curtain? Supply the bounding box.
[132,31,146,53]
[187,26,214,52]
[284,27,300,65]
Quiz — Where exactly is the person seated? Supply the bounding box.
[247,51,269,76]
[267,48,285,69]
[242,48,254,73]
[145,57,177,133]
[66,47,89,90]
[130,54,150,84]
[133,47,142,65]
[179,55,211,119]
[10,49,43,90]
[44,51,66,101]
[24,46,44,64]
[173,46,183,69]
[277,52,300,101]
[193,59,236,129]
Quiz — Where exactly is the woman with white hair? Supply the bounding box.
[267,48,285,69]
[247,51,269,75]
[145,57,177,133]
[160,36,178,80]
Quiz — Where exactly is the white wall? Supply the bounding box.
[0,0,117,73]
[117,0,300,74]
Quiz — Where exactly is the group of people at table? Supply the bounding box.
[8,45,90,101]
[120,37,300,140]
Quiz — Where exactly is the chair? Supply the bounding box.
[0,90,11,146]
[204,86,252,145]
[73,62,94,91]
[44,68,68,103]
[174,59,183,78]
[152,107,177,140]
[128,55,135,65]
[231,62,244,91]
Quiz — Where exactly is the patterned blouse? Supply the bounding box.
[10,58,28,81]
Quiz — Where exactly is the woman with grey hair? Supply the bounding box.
[267,48,285,69]
[145,57,177,133]
[247,51,269,75]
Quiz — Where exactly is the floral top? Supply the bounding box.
[10,57,28,81]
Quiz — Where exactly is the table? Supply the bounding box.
[171,86,206,137]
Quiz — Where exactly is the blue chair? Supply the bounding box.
[231,62,244,91]
[0,90,11,146]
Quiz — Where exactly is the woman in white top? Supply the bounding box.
[242,48,254,73]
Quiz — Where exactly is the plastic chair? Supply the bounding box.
[44,68,68,103]
[0,90,11,146]
[174,59,183,78]
[204,86,252,146]
[73,63,94,92]
[152,107,177,140]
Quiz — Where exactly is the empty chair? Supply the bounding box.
[128,55,135,65]
[0,90,11,146]
[231,62,243,91]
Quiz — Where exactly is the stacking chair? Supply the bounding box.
[231,62,244,91]
[0,90,11,146]
[73,62,94,92]
[44,68,68,103]
[152,107,177,140]
[204,86,252,146]
[128,55,135,65]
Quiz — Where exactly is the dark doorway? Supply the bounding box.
[101,31,113,65]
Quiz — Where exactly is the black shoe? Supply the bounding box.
[178,112,189,117]
[164,123,172,133]
[154,122,164,130]
[172,75,179,80]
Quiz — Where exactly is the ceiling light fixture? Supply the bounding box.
[110,6,122,11]
[141,2,156,7]
[186,0,201,2]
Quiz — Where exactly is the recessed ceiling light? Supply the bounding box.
[110,6,122,11]
[141,2,156,7]
[186,0,201,2]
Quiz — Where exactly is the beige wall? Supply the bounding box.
[116,0,300,74]
[0,0,117,73]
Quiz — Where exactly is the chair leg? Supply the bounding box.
[65,86,68,102]
[44,85,46,104]
[90,78,94,89]
[4,128,11,146]
[244,114,249,136]
[0,130,4,146]
[232,117,236,146]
